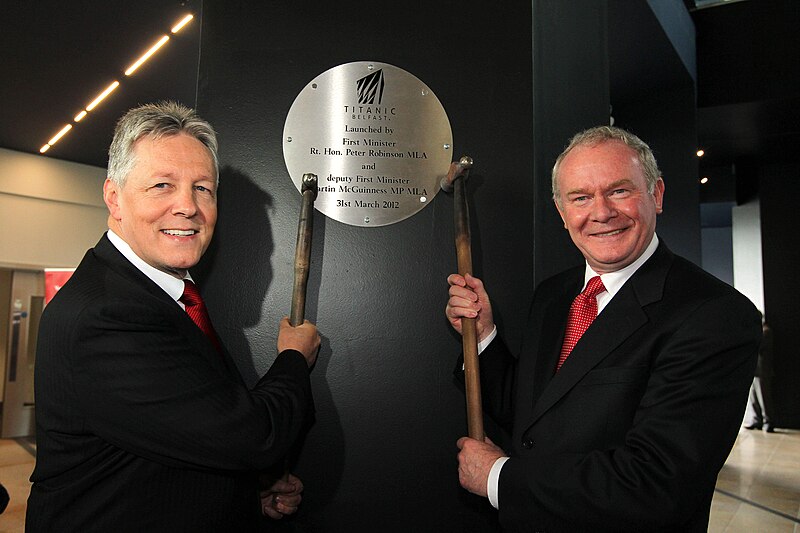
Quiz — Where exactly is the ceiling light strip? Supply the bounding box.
[85,81,120,111]
[40,124,73,153]
[125,35,170,76]
[172,14,194,34]
[39,13,193,156]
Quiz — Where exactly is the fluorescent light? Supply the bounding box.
[696,149,705,157]
[125,35,170,76]
[171,14,194,34]
[47,124,73,145]
[40,144,51,153]
[74,110,88,122]
[86,81,120,111]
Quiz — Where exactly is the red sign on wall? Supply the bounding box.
[44,268,75,304]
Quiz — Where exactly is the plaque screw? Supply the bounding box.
[420,196,427,203]
[312,83,318,89]
[421,89,429,96]
[287,137,293,143]
[444,144,450,150]
[364,217,370,223]
[367,64,374,70]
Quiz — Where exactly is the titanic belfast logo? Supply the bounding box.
[356,69,385,105]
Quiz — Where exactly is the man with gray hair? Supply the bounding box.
[28,101,320,531]
[445,126,760,531]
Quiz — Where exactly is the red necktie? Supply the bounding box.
[180,280,222,353]
[557,276,606,371]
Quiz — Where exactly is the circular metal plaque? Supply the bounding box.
[283,61,453,227]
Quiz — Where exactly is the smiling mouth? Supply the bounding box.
[594,228,626,237]
[162,229,197,236]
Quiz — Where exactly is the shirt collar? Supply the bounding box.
[584,233,659,299]
[106,229,191,304]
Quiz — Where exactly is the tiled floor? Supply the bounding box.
[0,438,35,533]
[711,428,800,532]
[1,429,798,531]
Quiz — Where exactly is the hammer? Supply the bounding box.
[441,156,484,441]
[290,173,318,327]
[279,172,319,483]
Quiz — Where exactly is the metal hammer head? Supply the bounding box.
[440,156,473,193]
[301,173,318,199]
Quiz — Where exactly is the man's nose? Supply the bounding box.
[172,187,198,217]
[591,196,616,221]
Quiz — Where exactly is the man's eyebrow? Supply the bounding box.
[565,187,590,197]
[607,178,635,189]
[564,178,636,197]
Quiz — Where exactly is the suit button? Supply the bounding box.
[522,438,534,449]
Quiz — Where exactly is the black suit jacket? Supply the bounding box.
[474,242,760,532]
[27,234,314,532]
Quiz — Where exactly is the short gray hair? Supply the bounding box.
[107,101,219,186]
[551,126,661,205]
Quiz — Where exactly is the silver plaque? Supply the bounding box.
[283,61,453,227]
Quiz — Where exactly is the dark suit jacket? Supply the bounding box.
[474,242,760,532]
[27,234,314,532]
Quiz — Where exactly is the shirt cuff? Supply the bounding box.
[477,325,497,354]
[487,456,509,509]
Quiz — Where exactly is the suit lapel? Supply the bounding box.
[94,235,178,305]
[527,243,673,425]
[529,276,580,403]
[93,234,233,376]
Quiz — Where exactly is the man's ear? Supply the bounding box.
[554,199,568,228]
[103,179,122,221]
[653,178,665,214]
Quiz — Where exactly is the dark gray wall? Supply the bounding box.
[531,0,610,289]
[759,163,800,428]
[701,226,733,285]
[193,1,700,530]
[196,2,533,530]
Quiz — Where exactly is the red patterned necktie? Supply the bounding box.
[557,276,606,371]
[180,280,222,353]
